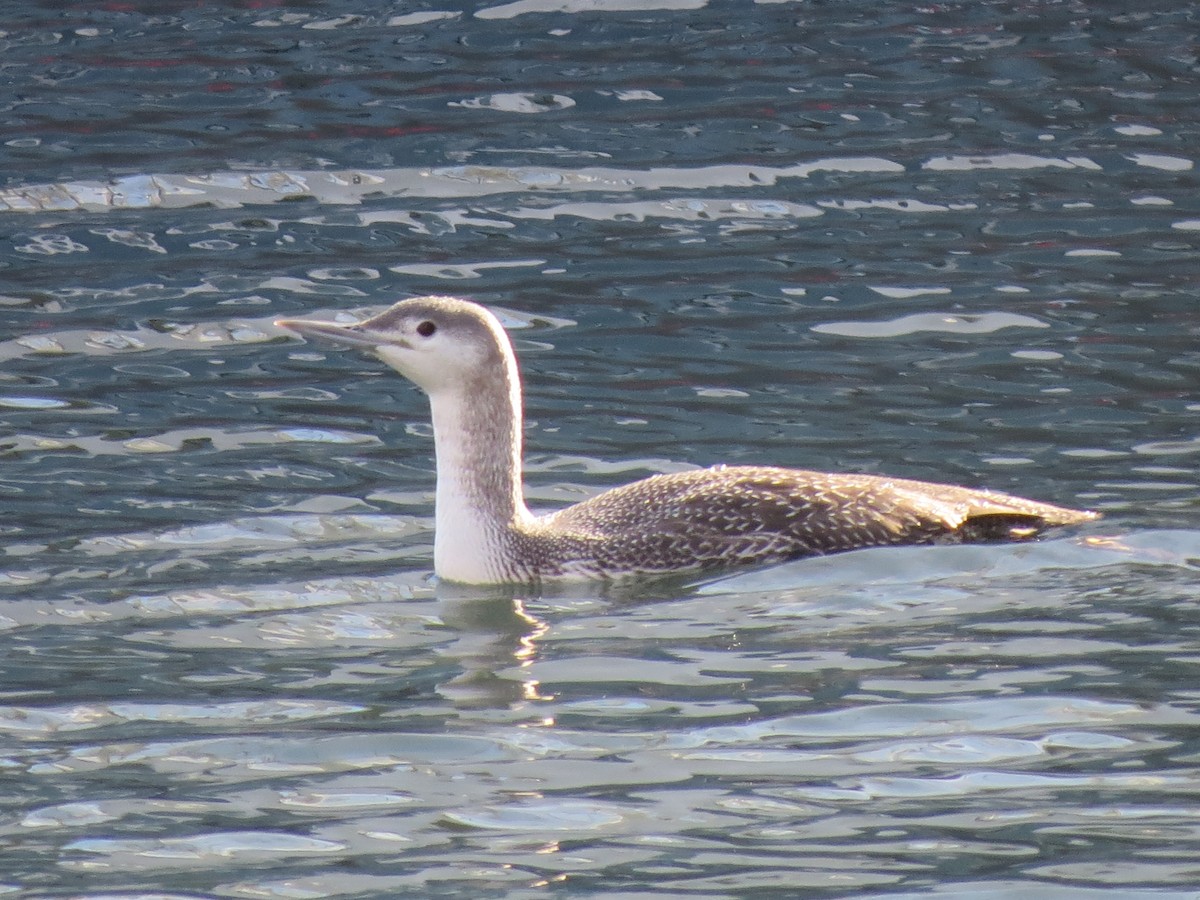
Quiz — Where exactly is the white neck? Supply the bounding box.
[426,360,533,583]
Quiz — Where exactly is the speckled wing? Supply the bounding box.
[541,465,1098,575]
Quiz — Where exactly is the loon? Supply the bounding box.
[276,296,1098,584]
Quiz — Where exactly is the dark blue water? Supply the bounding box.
[1,2,1199,896]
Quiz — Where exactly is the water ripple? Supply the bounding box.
[0,158,906,212]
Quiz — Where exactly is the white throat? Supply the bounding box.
[425,370,534,583]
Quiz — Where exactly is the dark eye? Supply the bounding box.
[415,320,437,338]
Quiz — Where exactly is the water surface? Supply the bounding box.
[1,2,1199,896]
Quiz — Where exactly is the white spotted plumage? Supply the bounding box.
[277,296,1099,584]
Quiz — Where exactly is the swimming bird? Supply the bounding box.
[276,296,1098,584]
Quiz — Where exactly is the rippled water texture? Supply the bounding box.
[1,2,1199,897]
